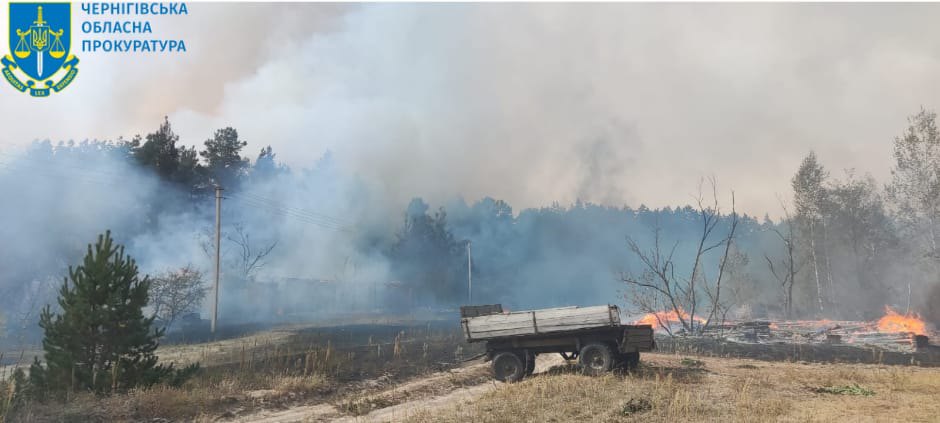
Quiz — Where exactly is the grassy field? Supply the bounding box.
[4,327,940,422]
[410,353,940,423]
[0,321,482,422]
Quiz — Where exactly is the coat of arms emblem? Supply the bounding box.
[4,2,79,97]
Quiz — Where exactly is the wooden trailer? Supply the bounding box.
[460,304,655,382]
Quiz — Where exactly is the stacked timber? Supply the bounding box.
[461,304,621,341]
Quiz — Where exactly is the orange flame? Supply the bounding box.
[634,309,705,330]
[876,307,927,335]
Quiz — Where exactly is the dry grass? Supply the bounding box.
[409,353,940,423]
[0,321,479,422]
[2,370,329,423]
[272,373,327,393]
[10,322,939,423]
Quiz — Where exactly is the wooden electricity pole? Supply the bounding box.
[467,240,472,305]
[211,186,223,334]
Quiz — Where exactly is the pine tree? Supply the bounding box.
[201,127,249,187]
[30,231,182,395]
[252,145,284,181]
[390,199,463,304]
[134,116,182,182]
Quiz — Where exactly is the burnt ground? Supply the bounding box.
[656,335,940,366]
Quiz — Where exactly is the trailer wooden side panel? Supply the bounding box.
[462,305,621,340]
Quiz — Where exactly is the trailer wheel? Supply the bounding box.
[579,343,614,375]
[492,351,525,382]
[524,351,536,375]
[620,351,640,369]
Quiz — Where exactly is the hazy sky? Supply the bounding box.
[3,3,940,217]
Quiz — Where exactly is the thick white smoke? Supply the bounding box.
[5,4,940,215]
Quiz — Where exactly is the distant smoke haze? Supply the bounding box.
[3,4,940,216]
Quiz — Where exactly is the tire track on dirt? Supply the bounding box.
[233,354,565,422]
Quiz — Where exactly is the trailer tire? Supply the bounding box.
[524,351,536,375]
[579,343,615,375]
[492,351,525,382]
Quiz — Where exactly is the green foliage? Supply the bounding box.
[165,363,201,388]
[201,127,249,187]
[812,384,874,396]
[788,151,901,318]
[126,118,268,193]
[128,117,206,191]
[253,145,286,181]
[132,117,182,181]
[620,397,652,415]
[29,231,195,397]
[888,108,940,257]
[680,358,705,368]
[792,151,828,222]
[389,199,464,304]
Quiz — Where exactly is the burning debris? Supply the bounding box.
[876,307,927,335]
[633,309,705,332]
[634,307,935,354]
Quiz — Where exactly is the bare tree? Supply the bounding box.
[199,222,278,282]
[227,223,278,281]
[624,229,685,336]
[622,178,739,336]
[702,192,739,330]
[765,199,801,319]
[150,265,208,329]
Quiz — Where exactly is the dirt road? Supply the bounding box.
[233,354,565,422]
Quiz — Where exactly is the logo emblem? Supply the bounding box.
[3,2,79,97]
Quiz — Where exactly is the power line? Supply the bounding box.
[236,199,353,233]
[227,194,355,233]
[233,191,354,226]
[226,192,352,227]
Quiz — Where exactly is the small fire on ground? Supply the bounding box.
[634,309,705,329]
[876,307,927,335]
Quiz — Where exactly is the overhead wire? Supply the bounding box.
[234,191,354,226]
[226,194,355,233]
[229,191,354,228]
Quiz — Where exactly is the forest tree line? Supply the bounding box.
[2,109,940,345]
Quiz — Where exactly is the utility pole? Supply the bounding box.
[211,186,223,334]
[467,240,472,305]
